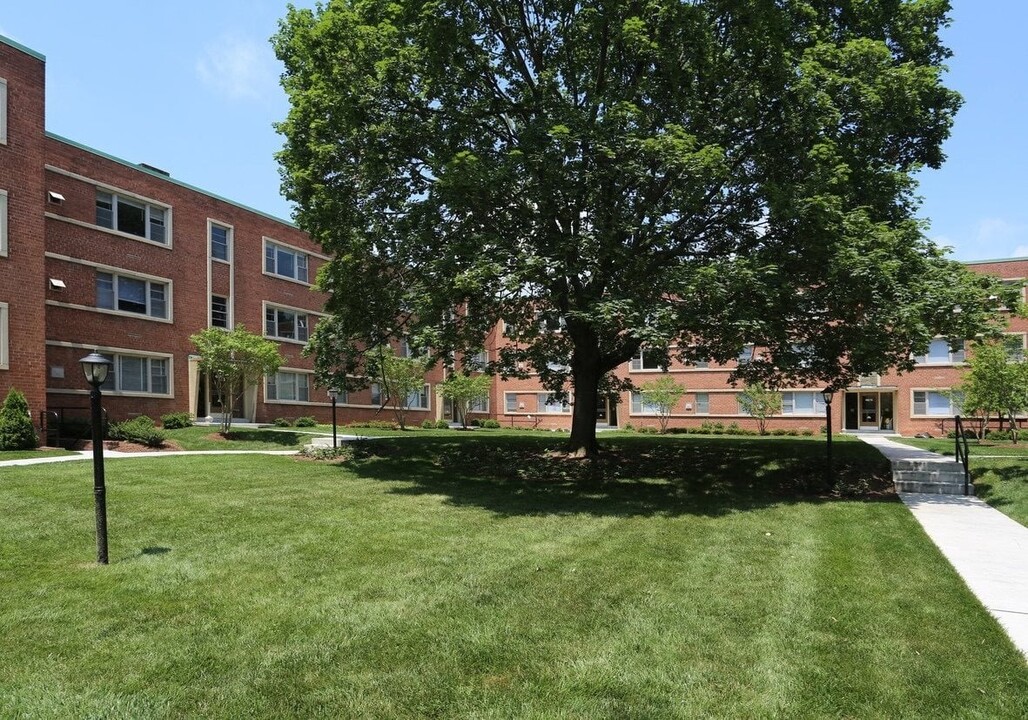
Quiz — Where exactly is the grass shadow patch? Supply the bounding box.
[343,434,894,519]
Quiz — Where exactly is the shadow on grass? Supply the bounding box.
[221,430,306,446]
[341,435,895,518]
[973,462,1028,507]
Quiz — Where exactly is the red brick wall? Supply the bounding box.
[0,41,47,436]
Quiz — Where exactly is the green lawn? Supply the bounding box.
[163,425,317,450]
[2,435,1025,718]
[896,438,1028,527]
[0,448,77,461]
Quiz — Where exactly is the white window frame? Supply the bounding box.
[630,348,664,371]
[264,303,310,343]
[96,271,170,320]
[209,220,232,263]
[266,370,312,403]
[0,189,7,257]
[0,77,7,146]
[0,301,8,369]
[914,338,965,365]
[211,295,230,329]
[406,383,431,410]
[781,391,826,416]
[95,189,170,245]
[100,353,172,396]
[911,389,962,417]
[694,392,709,414]
[537,393,571,414]
[263,238,310,284]
[630,391,661,415]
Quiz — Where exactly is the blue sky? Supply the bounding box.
[1,1,1023,261]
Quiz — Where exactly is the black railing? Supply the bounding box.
[40,406,108,449]
[954,415,971,496]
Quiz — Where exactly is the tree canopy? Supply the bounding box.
[275,0,1013,455]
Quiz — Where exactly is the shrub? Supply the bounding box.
[347,420,401,430]
[623,423,634,431]
[273,417,293,427]
[0,388,38,450]
[724,422,744,435]
[469,418,483,427]
[770,428,789,436]
[421,419,436,429]
[481,419,501,429]
[160,412,193,429]
[799,428,814,437]
[294,416,318,427]
[637,425,659,434]
[108,415,165,448]
[435,419,450,429]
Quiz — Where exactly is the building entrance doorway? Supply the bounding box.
[844,391,895,432]
[596,395,618,427]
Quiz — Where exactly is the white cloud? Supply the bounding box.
[196,34,276,102]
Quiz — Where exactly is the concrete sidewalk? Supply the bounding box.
[860,435,1028,660]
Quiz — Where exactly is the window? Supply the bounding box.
[630,392,661,414]
[689,360,710,369]
[265,240,309,283]
[506,394,518,413]
[99,354,170,395]
[630,348,664,371]
[469,397,489,413]
[96,272,168,319]
[781,391,826,416]
[695,392,709,414]
[211,296,228,328]
[371,383,382,406]
[915,338,965,365]
[265,306,309,342]
[400,337,422,358]
[407,384,430,409]
[0,302,8,370]
[267,371,310,402]
[95,190,168,244]
[912,390,962,417]
[210,223,230,261]
[1003,334,1026,362]
[0,77,6,145]
[0,189,7,257]
[537,393,571,413]
[737,345,754,364]
[333,390,349,404]
[466,349,488,370]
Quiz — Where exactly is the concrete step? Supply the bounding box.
[893,458,965,471]
[893,469,969,483]
[895,479,974,495]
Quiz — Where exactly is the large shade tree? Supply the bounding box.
[275,0,1012,456]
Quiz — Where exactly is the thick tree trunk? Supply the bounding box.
[568,354,601,458]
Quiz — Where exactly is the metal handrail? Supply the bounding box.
[954,415,971,496]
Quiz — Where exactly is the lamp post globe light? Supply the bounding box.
[328,389,339,448]
[80,351,113,564]
[822,388,834,490]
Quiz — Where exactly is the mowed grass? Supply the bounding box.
[897,437,1028,527]
[162,425,315,450]
[0,448,76,461]
[1,435,1026,719]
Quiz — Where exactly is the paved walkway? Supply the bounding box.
[859,435,1028,659]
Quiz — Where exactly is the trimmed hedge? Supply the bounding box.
[161,412,193,429]
[109,416,166,448]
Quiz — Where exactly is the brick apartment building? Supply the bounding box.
[1,34,1024,440]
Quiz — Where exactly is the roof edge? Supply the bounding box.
[0,33,46,62]
[962,256,1028,266]
[45,132,300,231]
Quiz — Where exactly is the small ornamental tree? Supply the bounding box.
[638,375,686,434]
[191,326,283,432]
[440,373,493,429]
[958,338,1028,443]
[0,388,38,450]
[370,346,430,430]
[738,383,782,436]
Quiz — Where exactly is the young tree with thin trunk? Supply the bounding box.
[277,0,1013,458]
[191,326,283,433]
[738,383,782,436]
[370,346,430,430]
[440,373,493,429]
[638,375,685,434]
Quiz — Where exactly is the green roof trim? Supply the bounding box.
[0,33,46,62]
[45,132,300,230]
[962,256,1028,266]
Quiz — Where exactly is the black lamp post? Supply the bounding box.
[822,388,834,490]
[328,389,339,448]
[80,351,113,564]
